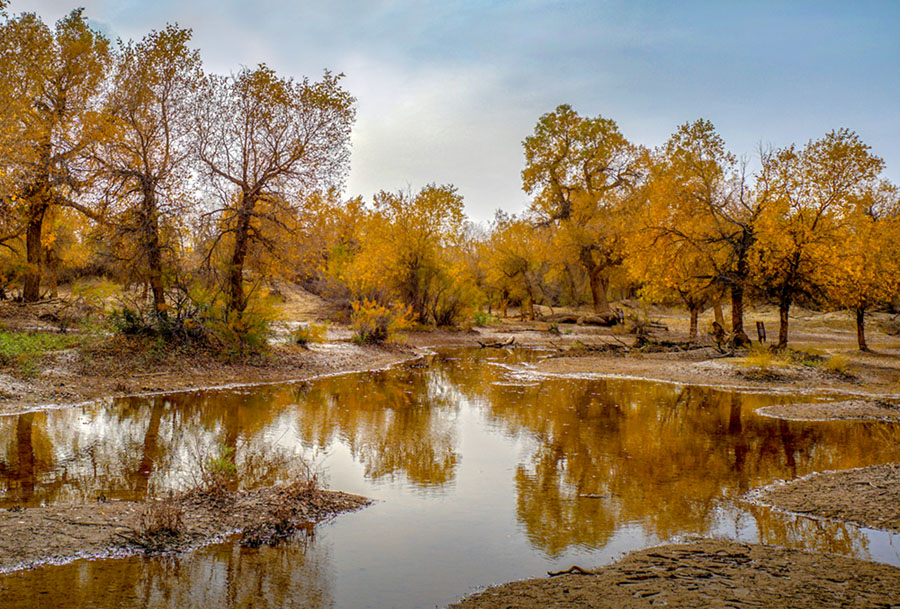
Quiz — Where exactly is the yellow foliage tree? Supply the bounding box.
[752,129,886,348]
[522,104,641,320]
[0,9,110,300]
[820,181,900,350]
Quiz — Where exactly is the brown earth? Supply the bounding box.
[757,399,900,422]
[749,463,900,533]
[0,485,368,573]
[447,540,900,609]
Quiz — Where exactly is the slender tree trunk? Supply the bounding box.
[23,202,48,302]
[713,301,725,328]
[777,295,791,349]
[689,305,700,343]
[45,245,59,298]
[856,307,868,351]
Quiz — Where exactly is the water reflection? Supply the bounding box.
[0,532,333,608]
[2,348,900,608]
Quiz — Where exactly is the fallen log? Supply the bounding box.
[478,336,516,349]
[579,313,619,327]
[542,313,580,324]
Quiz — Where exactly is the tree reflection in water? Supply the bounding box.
[1,348,899,558]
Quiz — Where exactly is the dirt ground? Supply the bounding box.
[757,399,900,421]
[447,539,900,609]
[0,485,368,573]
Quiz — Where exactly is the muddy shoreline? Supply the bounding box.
[747,463,900,534]
[0,485,368,573]
[447,540,900,609]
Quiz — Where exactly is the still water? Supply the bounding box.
[2,348,900,608]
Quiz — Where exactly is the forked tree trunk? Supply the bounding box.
[856,307,868,351]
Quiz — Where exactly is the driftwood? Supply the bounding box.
[543,312,620,326]
[543,313,580,324]
[548,565,594,577]
[478,336,516,349]
[579,313,619,327]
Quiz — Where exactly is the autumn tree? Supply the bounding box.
[195,66,354,317]
[344,184,472,325]
[627,167,720,342]
[821,180,900,350]
[482,211,549,320]
[90,25,202,318]
[522,104,641,320]
[639,119,759,344]
[0,9,110,301]
[752,129,886,348]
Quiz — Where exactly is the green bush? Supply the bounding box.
[473,310,499,327]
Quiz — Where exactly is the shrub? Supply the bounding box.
[292,322,328,346]
[350,299,411,344]
[200,445,238,495]
[138,494,184,537]
[473,310,499,327]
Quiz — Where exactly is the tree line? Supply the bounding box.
[1,7,897,351]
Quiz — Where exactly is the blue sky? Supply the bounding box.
[13,0,900,223]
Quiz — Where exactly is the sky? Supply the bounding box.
[11,0,900,224]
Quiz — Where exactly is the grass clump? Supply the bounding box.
[292,322,328,346]
[198,445,238,496]
[823,354,850,375]
[741,344,779,372]
[138,494,184,538]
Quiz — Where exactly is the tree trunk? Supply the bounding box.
[141,189,167,319]
[587,268,611,314]
[579,246,611,314]
[730,284,750,346]
[777,296,791,349]
[45,244,59,298]
[23,202,47,302]
[689,306,700,343]
[856,307,868,351]
[228,206,252,315]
